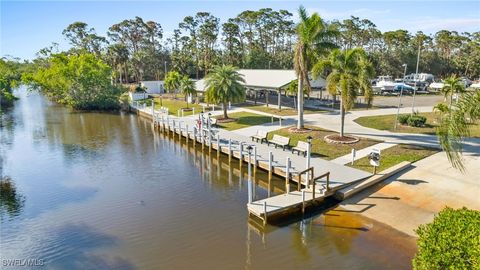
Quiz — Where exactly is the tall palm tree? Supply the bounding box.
[204,65,245,119]
[441,75,465,108]
[294,6,338,129]
[164,71,181,99]
[313,48,374,137]
[179,75,196,108]
[436,91,480,172]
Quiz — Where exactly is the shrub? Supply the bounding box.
[24,53,122,110]
[398,114,410,125]
[413,207,480,269]
[407,115,427,127]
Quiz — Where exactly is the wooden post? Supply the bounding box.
[239,143,243,167]
[302,190,306,214]
[326,173,330,192]
[285,157,290,194]
[228,139,232,163]
[268,151,273,197]
[312,177,316,199]
[351,148,356,165]
[216,134,220,159]
[263,201,267,225]
[201,129,205,151]
[253,146,257,175]
[185,124,189,143]
[172,120,175,138]
[193,126,197,146]
[209,129,212,154]
[178,122,182,140]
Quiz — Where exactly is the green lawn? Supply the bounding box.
[354,112,480,137]
[243,104,326,116]
[268,126,381,160]
[153,97,208,116]
[215,112,279,131]
[348,144,438,173]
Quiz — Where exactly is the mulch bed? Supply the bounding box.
[288,127,312,134]
[324,134,360,144]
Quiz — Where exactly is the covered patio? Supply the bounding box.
[195,69,326,110]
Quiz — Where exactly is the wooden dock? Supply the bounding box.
[132,104,383,225]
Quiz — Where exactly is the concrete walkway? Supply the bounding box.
[300,106,480,153]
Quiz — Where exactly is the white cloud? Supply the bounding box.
[292,7,391,22]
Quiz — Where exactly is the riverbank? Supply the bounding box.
[335,151,480,237]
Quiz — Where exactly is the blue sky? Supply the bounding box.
[1,1,479,60]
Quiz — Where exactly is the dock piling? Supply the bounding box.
[239,143,244,167]
[263,201,267,225]
[302,190,306,214]
[178,122,182,140]
[268,151,273,196]
[216,134,220,158]
[193,126,197,146]
[253,146,257,175]
[228,139,232,163]
[285,157,290,193]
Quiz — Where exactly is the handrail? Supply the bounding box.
[311,172,331,197]
[295,167,314,191]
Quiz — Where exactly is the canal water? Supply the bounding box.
[0,89,416,269]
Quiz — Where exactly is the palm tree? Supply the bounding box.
[204,65,245,119]
[313,48,374,137]
[435,91,480,172]
[164,71,181,99]
[293,6,338,129]
[441,75,465,108]
[179,75,196,108]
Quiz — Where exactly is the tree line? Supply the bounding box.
[28,9,479,83]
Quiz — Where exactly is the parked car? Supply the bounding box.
[393,84,415,95]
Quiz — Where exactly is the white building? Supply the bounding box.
[141,81,165,94]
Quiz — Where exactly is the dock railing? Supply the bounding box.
[311,172,331,198]
[294,167,314,191]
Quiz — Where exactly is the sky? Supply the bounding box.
[1,0,479,60]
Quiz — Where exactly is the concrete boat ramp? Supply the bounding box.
[133,104,407,225]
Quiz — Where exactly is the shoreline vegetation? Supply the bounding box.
[23,53,124,111]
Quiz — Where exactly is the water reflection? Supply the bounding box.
[0,89,416,269]
[0,176,25,220]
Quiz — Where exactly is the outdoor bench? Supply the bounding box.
[268,135,290,150]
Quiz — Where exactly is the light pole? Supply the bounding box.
[394,64,407,130]
[164,61,167,77]
[411,43,421,113]
[247,145,253,204]
[306,136,313,186]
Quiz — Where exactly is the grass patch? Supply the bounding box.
[268,126,381,160]
[354,112,480,137]
[348,144,438,172]
[215,112,279,131]
[153,97,207,116]
[242,104,326,116]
